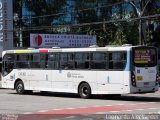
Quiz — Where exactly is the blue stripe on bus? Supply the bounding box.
[32,50,39,53]
[46,74,48,81]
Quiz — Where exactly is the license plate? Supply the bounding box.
[144,82,149,87]
[136,76,143,81]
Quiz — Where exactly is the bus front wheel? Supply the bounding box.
[15,81,25,94]
[78,83,91,99]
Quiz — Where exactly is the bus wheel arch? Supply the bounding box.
[78,82,92,99]
[14,79,25,94]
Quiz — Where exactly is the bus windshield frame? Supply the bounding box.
[132,46,157,67]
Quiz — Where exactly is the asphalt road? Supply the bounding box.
[0,89,160,120]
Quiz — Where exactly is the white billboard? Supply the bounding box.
[30,34,97,48]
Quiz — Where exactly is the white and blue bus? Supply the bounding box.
[1,45,159,98]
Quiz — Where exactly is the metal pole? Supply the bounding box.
[139,19,142,45]
[125,0,151,45]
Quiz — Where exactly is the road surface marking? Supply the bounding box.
[20,102,160,120]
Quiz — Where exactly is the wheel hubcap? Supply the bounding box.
[17,84,23,92]
[82,87,88,96]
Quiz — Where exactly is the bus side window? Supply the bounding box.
[59,53,68,69]
[47,53,59,69]
[2,54,15,76]
[91,52,106,69]
[40,54,48,69]
[109,52,126,70]
[67,53,74,69]
[16,54,29,68]
[75,53,82,69]
[85,53,90,69]
[75,52,90,69]
[30,54,40,68]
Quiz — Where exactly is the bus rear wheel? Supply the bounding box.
[78,83,91,99]
[15,81,25,94]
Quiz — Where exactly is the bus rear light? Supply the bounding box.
[156,73,159,85]
[132,82,136,86]
[131,72,136,87]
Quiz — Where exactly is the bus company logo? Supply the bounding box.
[137,70,140,74]
[67,72,71,78]
[33,34,43,46]
[148,70,155,73]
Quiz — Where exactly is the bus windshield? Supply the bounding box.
[132,47,157,67]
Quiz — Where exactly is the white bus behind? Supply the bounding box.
[1,46,159,98]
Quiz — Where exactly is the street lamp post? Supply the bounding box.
[124,0,151,45]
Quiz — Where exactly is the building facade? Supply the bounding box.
[0,0,13,59]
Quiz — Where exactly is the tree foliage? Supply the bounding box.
[13,0,160,47]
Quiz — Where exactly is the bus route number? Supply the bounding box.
[18,72,26,76]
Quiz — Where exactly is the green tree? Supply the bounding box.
[13,0,160,47]
[130,0,160,45]
[14,0,67,47]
